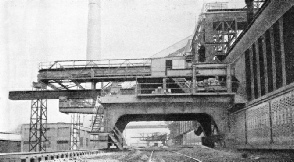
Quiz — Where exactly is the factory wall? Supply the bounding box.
[0,140,21,153]
[228,3,294,149]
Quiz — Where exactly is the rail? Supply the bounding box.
[39,59,152,70]
[0,149,103,162]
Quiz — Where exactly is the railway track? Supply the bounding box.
[146,148,203,162]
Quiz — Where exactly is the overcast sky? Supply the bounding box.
[0,0,245,132]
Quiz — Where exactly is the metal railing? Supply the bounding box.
[136,81,230,95]
[39,59,152,70]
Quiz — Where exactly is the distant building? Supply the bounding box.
[168,121,202,146]
[0,132,21,153]
[21,123,95,152]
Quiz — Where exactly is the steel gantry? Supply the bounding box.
[29,86,48,152]
[70,113,81,150]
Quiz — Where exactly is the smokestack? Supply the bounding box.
[86,0,101,60]
[245,0,254,25]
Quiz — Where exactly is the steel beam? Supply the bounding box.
[9,90,101,100]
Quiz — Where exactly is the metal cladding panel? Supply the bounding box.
[246,102,271,145]
[151,58,166,77]
[271,91,294,145]
[167,69,192,77]
[196,68,226,76]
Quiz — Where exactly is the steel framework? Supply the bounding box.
[28,98,48,152]
[70,113,81,150]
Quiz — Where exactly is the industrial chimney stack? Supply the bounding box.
[86,0,101,60]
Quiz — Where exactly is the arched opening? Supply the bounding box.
[114,113,223,148]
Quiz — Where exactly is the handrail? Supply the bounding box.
[39,58,152,70]
[136,80,239,95]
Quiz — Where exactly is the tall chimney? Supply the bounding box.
[245,0,254,25]
[86,0,101,60]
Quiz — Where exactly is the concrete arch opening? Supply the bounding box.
[115,113,222,147]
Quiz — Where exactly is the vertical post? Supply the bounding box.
[249,47,255,99]
[279,18,286,86]
[192,65,197,94]
[101,82,104,95]
[269,27,277,90]
[261,35,269,94]
[91,82,96,89]
[244,111,248,144]
[268,101,274,143]
[255,42,261,97]
[135,77,139,95]
[163,78,167,93]
[226,64,232,93]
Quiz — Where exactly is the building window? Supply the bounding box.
[57,140,69,144]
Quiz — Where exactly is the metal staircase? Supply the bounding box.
[90,101,105,133]
[172,78,191,93]
[90,98,124,150]
[108,127,124,150]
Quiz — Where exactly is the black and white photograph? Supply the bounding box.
[1,0,294,161]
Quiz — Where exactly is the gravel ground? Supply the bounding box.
[175,145,294,162]
[81,146,294,162]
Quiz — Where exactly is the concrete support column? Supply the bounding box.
[87,0,101,60]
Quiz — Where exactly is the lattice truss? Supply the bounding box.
[29,98,48,152]
[211,20,240,55]
[38,59,151,91]
[70,113,81,150]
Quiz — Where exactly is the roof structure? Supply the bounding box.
[0,132,21,141]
